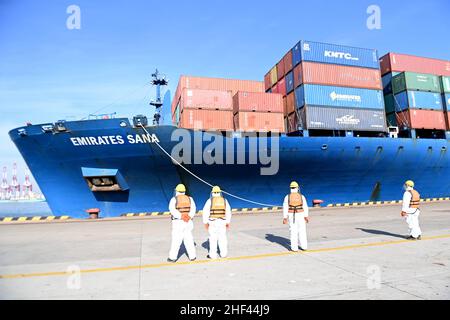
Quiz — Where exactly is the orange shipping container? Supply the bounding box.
[277,59,285,81]
[234,112,285,132]
[283,51,293,74]
[233,92,283,114]
[396,109,446,130]
[172,76,264,112]
[293,62,382,90]
[285,92,295,115]
[180,88,232,111]
[264,72,271,91]
[179,109,234,131]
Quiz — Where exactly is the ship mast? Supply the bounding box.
[149,69,168,125]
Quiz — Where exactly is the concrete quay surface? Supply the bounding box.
[0,201,449,300]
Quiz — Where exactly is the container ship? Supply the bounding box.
[9,40,450,218]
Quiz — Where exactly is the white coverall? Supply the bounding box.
[402,187,421,238]
[202,196,232,259]
[168,192,197,261]
[283,192,309,251]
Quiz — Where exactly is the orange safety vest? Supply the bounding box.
[175,194,191,214]
[210,196,226,219]
[408,189,420,209]
[288,192,304,213]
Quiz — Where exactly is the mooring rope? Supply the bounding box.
[139,124,279,207]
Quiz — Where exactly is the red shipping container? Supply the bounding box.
[172,76,264,112]
[446,111,450,130]
[395,109,446,130]
[277,59,285,81]
[380,53,450,76]
[285,92,295,115]
[180,88,232,111]
[233,91,283,114]
[264,72,271,91]
[179,108,234,131]
[283,50,293,74]
[234,111,285,132]
[271,82,279,94]
[293,62,382,89]
[277,77,286,96]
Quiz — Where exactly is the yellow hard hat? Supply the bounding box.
[212,185,221,193]
[405,180,415,188]
[175,184,186,193]
[290,181,299,188]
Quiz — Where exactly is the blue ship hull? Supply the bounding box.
[9,118,450,218]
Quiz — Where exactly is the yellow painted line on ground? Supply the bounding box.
[1,233,450,280]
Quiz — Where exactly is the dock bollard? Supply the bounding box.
[86,208,100,219]
[312,200,324,208]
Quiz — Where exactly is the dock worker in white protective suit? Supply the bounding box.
[167,183,197,262]
[401,180,422,240]
[202,186,232,259]
[283,181,309,251]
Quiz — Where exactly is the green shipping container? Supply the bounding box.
[392,72,440,94]
[386,112,397,127]
[441,76,450,93]
[384,94,395,114]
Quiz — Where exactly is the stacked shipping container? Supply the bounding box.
[232,92,284,132]
[380,53,450,131]
[172,75,284,132]
[442,76,450,130]
[265,40,386,133]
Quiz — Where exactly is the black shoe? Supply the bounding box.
[189,257,197,261]
[167,258,177,263]
[406,236,415,240]
[206,255,211,259]
[417,235,422,240]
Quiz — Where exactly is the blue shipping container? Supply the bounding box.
[394,91,443,112]
[291,40,379,69]
[286,71,294,93]
[294,84,384,110]
[381,72,400,95]
[443,93,450,111]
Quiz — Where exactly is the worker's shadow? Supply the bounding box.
[176,243,189,260]
[265,233,291,250]
[356,228,405,239]
[176,241,201,260]
[201,240,209,251]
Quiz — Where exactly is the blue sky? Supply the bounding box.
[0,0,449,184]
